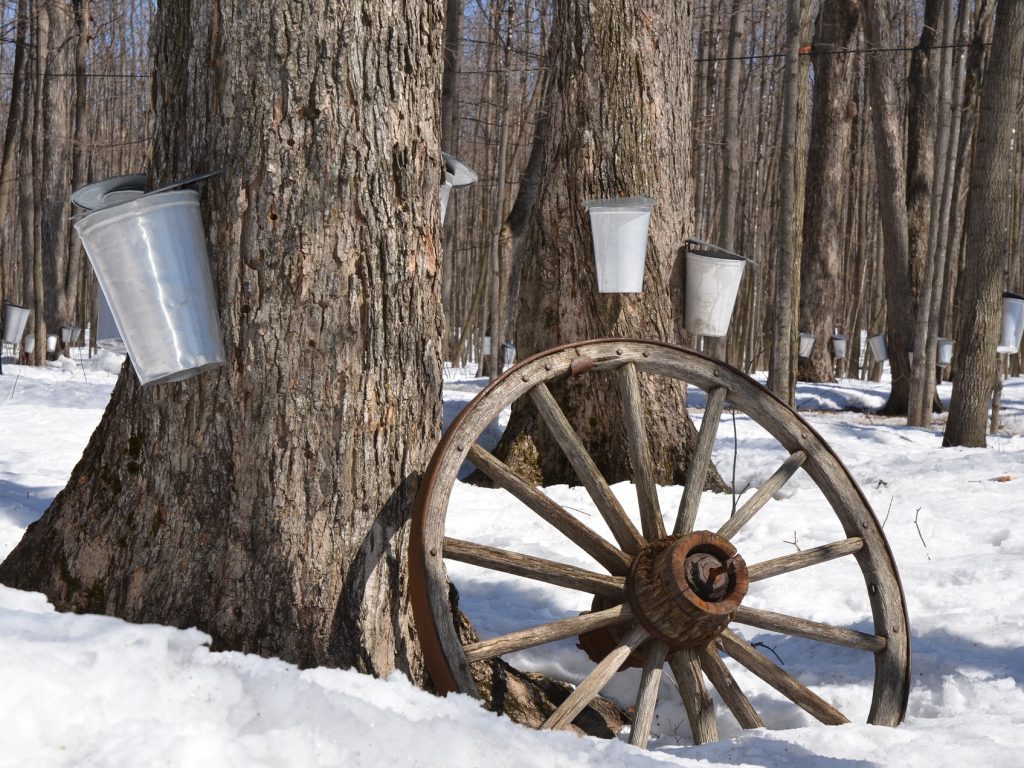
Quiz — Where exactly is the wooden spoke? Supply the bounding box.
[747,537,864,582]
[466,445,632,575]
[530,383,645,554]
[716,450,807,540]
[674,386,728,536]
[697,643,765,730]
[542,625,650,731]
[443,537,625,597]
[719,628,849,725]
[628,640,669,747]
[617,363,666,540]
[733,605,887,653]
[463,603,633,663]
[668,648,719,744]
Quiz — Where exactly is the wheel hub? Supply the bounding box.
[627,531,748,649]
[578,531,748,663]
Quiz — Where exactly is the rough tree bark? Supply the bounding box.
[864,0,915,415]
[492,0,726,491]
[1,0,447,678]
[798,0,861,384]
[706,0,746,363]
[36,0,83,331]
[768,0,802,405]
[943,0,1024,447]
[0,0,30,303]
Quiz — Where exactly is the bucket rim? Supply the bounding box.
[74,188,202,232]
[72,173,148,211]
[3,301,29,311]
[685,238,755,266]
[1002,291,1024,302]
[442,152,478,187]
[583,196,655,212]
[685,249,749,265]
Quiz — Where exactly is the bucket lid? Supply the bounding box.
[583,196,655,212]
[1002,291,1024,301]
[685,238,754,265]
[72,174,148,210]
[442,153,478,187]
[3,301,28,310]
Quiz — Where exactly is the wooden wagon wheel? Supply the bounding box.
[410,339,910,748]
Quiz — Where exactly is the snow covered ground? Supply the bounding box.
[2,352,1023,767]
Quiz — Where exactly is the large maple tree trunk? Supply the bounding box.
[494,0,725,491]
[0,0,445,677]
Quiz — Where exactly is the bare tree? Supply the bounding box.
[768,0,802,405]
[798,0,861,384]
[863,0,915,415]
[943,0,1024,447]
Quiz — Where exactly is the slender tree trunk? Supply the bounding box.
[488,1,513,380]
[798,0,861,384]
[1,0,446,678]
[768,0,802,405]
[904,0,944,425]
[0,0,30,303]
[707,0,746,363]
[944,0,1024,447]
[864,0,915,416]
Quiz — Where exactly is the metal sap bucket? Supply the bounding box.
[798,332,815,358]
[998,292,1024,354]
[502,343,516,367]
[46,334,57,353]
[831,334,848,359]
[936,338,954,367]
[867,334,888,362]
[73,189,225,385]
[2,302,30,345]
[683,239,749,337]
[96,290,126,354]
[23,334,35,354]
[584,197,654,293]
[440,153,477,225]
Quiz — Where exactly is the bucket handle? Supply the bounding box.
[685,238,756,266]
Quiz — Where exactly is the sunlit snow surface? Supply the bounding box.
[2,353,1023,767]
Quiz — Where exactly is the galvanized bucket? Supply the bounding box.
[798,332,815,358]
[998,292,1024,354]
[440,153,477,225]
[96,290,126,354]
[867,334,888,362]
[936,338,954,367]
[46,335,57,353]
[832,334,848,359]
[684,240,749,337]
[74,189,225,385]
[2,302,29,345]
[23,334,35,355]
[61,326,81,344]
[584,197,654,293]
